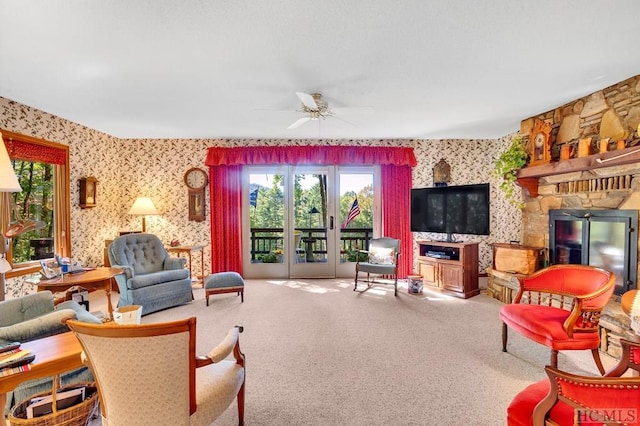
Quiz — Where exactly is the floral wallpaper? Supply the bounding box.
[410,135,523,274]
[1,96,521,297]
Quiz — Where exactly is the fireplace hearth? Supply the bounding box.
[549,209,638,295]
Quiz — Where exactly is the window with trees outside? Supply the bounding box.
[1,130,70,276]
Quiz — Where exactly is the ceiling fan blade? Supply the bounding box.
[287,117,311,129]
[331,115,356,126]
[332,106,375,115]
[295,92,318,110]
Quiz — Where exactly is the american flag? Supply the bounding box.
[249,188,259,208]
[341,197,361,228]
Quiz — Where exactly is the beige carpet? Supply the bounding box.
[87,279,616,425]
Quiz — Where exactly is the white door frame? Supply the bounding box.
[242,165,381,279]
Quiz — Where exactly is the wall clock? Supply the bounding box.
[184,168,208,222]
[529,119,552,166]
[79,176,98,209]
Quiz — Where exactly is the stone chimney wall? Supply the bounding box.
[520,75,640,164]
[518,75,640,250]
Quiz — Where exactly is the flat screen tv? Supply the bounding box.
[411,183,490,241]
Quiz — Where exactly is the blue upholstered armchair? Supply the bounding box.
[108,233,193,315]
[0,290,102,344]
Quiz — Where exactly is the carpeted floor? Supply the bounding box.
[87,279,617,425]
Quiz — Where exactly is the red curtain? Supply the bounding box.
[206,146,416,276]
[381,164,413,278]
[209,165,243,273]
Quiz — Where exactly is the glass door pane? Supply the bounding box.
[290,167,335,278]
[553,219,583,264]
[588,219,628,290]
[243,169,288,278]
[335,169,377,277]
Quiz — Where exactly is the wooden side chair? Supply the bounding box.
[500,264,615,374]
[507,338,640,425]
[66,318,245,426]
[354,237,400,296]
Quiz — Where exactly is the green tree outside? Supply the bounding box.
[10,159,54,263]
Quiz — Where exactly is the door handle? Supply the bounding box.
[329,216,334,230]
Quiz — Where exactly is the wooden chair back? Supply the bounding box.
[533,340,640,425]
[66,318,198,426]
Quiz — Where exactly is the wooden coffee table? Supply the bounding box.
[0,332,83,423]
[37,267,124,320]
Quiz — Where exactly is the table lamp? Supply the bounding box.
[128,197,159,232]
[621,289,640,335]
[0,131,23,300]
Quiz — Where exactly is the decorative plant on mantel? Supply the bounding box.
[492,136,529,206]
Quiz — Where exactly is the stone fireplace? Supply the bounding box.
[499,74,640,357]
[519,159,640,289]
[549,208,638,295]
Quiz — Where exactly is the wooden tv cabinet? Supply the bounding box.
[416,240,480,299]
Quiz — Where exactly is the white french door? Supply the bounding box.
[289,166,335,278]
[242,165,379,279]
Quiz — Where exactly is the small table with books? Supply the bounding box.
[37,267,124,320]
[0,332,83,423]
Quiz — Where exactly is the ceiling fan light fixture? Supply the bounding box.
[287,91,372,130]
[300,93,332,119]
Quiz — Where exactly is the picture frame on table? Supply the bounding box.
[39,260,57,279]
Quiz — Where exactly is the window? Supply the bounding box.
[1,130,70,277]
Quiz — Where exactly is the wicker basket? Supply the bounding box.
[8,382,98,426]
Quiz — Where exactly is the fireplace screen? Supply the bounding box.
[549,209,638,295]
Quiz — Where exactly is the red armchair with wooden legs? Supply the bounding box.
[507,339,640,426]
[500,264,615,375]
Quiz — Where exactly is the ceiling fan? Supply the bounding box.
[287,92,374,129]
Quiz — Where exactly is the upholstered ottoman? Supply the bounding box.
[204,272,245,306]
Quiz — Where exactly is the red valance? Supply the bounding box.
[4,139,67,165]
[205,145,416,167]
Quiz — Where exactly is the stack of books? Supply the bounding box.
[25,385,87,418]
[0,341,35,377]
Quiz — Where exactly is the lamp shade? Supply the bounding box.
[128,197,159,215]
[0,132,22,192]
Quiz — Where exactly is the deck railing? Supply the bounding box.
[250,227,373,261]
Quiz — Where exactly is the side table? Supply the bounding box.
[0,332,83,422]
[37,267,123,320]
[167,245,205,286]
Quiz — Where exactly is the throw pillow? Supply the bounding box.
[368,247,395,264]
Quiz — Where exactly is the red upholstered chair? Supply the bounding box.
[500,264,615,375]
[507,339,640,426]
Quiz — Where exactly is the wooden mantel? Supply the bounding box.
[516,145,640,197]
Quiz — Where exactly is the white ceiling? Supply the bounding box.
[1,1,639,140]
